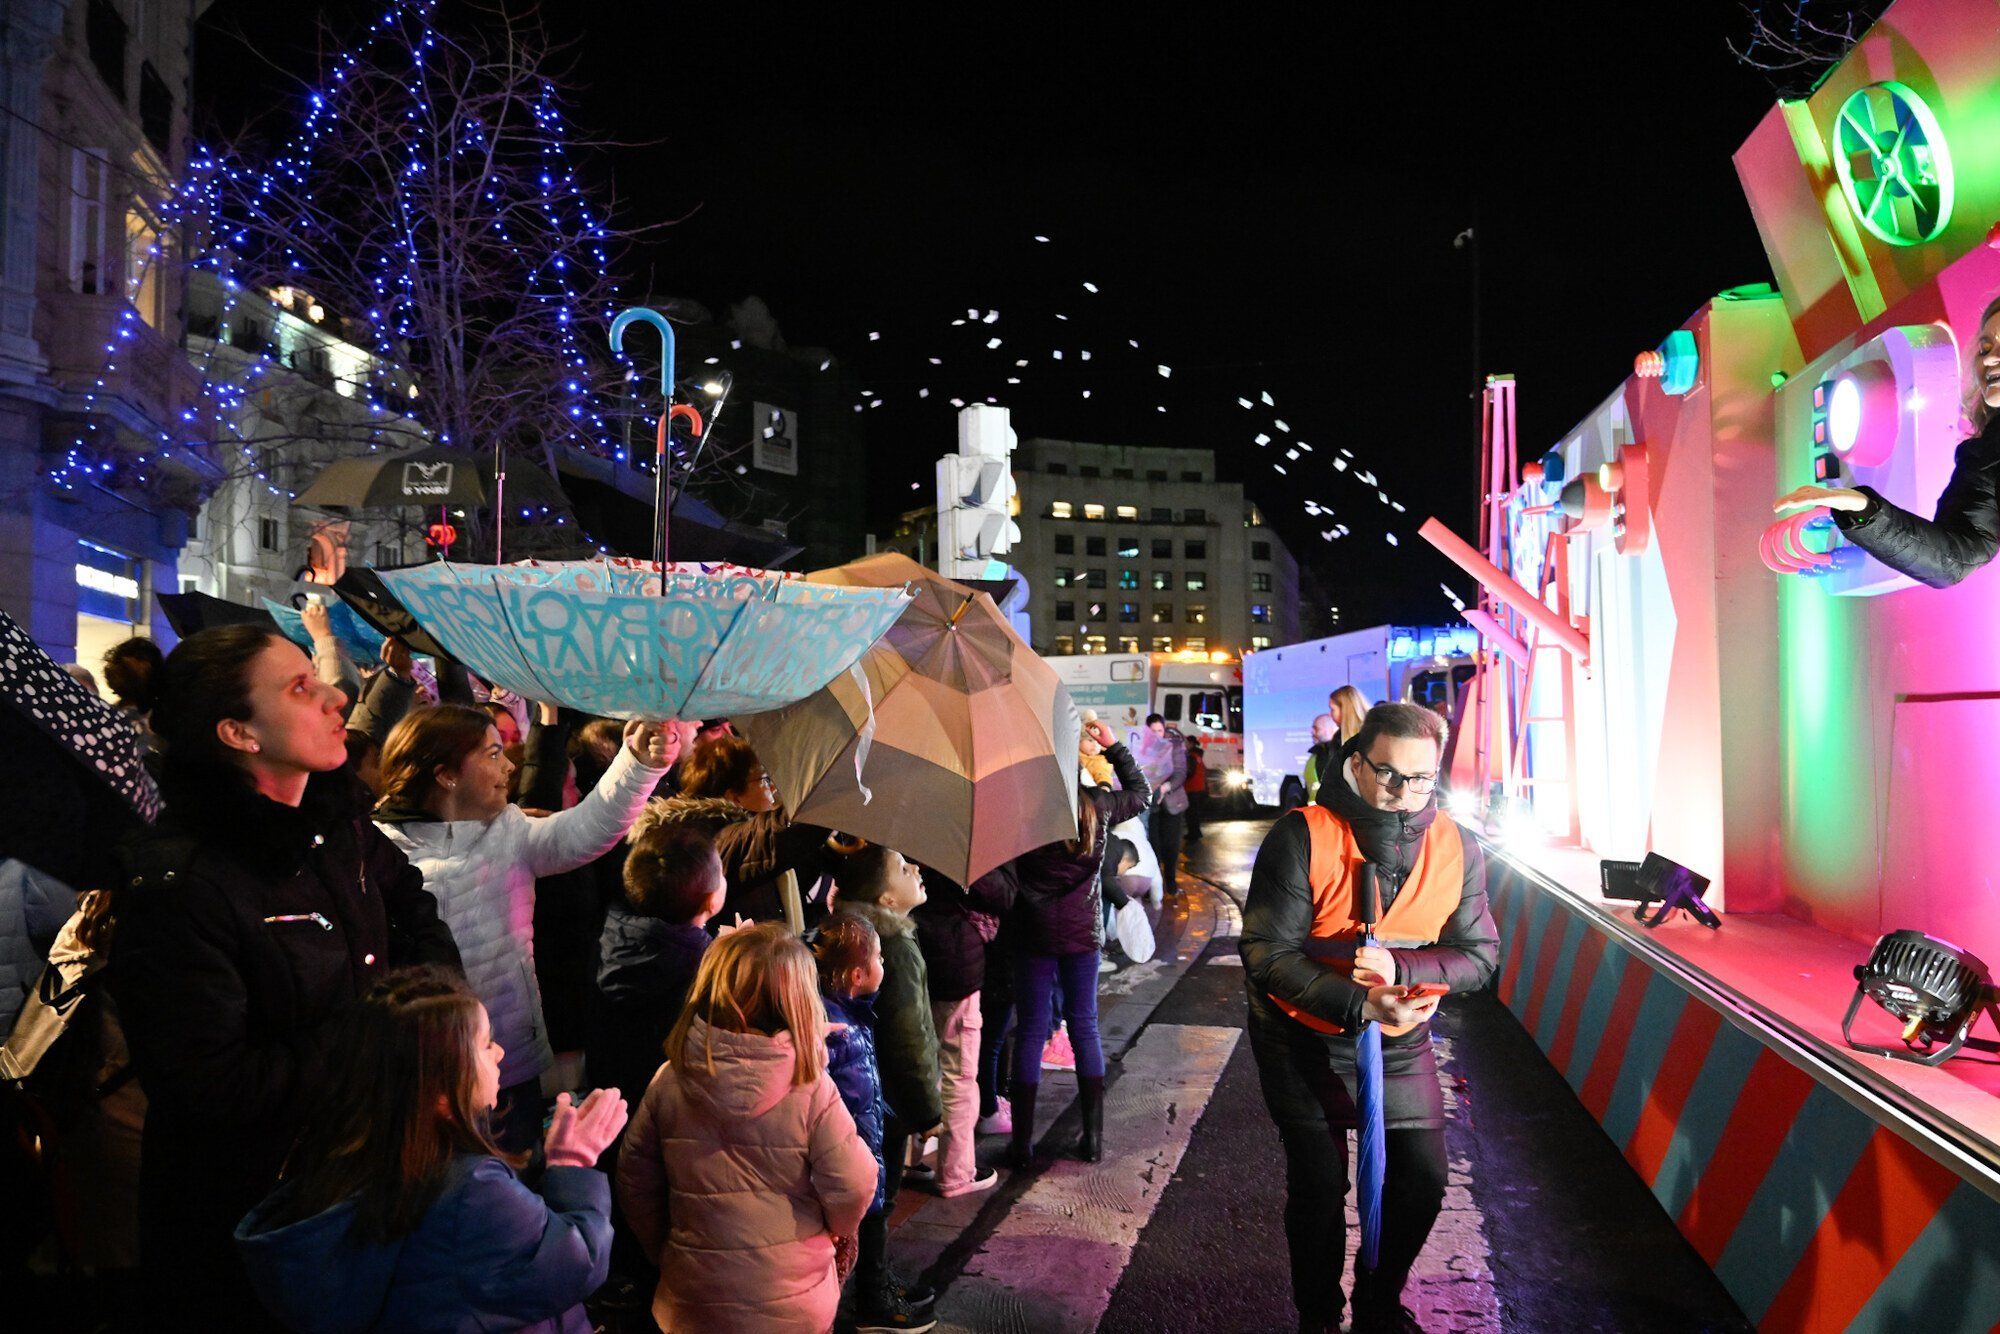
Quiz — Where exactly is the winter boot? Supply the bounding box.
[1006,1081,1039,1170]
[1076,1075,1105,1162]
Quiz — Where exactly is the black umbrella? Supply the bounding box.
[292,445,568,513]
[331,566,452,660]
[158,590,280,639]
[0,608,161,823]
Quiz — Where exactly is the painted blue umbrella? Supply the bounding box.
[375,557,911,722]
[262,595,388,664]
[1355,861,1388,1274]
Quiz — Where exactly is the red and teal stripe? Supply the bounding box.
[1487,860,2000,1332]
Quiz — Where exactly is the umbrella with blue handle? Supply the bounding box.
[1355,861,1388,1275]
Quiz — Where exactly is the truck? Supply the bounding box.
[1241,624,1481,809]
[1042,651,1248,799]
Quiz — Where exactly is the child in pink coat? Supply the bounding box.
[617,923,877,1334]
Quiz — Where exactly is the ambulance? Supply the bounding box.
[1042,651,1247,801]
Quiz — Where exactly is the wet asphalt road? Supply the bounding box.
[1097,816,1751,1333]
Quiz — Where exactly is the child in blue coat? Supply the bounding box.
[236,966,627,1333]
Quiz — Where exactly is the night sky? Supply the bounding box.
[201,1,1780,626]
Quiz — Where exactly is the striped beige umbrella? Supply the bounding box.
[735,553,1080,887]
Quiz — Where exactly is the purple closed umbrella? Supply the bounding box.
[1355,862,1387,1273]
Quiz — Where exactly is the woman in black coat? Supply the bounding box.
[110,626,460,1329]
[1003,719,1150,1168]
[1776,297,2000,585]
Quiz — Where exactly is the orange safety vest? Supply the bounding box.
[1270,804,1465,1037]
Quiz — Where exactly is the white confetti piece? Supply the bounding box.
[1273,463,1287,474]
[1083,282,1099,292]
[929,357,943,365]
[868,331,880,341]
[1053,350,1064,360]
[1157,365,1172,378]
[920,388,930,398]
[1261,391,1275,406]
[1082,389,1092,398]
[1080,350,1091,360]
[987,337,1002,349]
[1392,501,1406,513]
[1286,449,1299,460]
[1385,533,1399,546]
[1128,339,1140,348]
[1255,433,1270,445]
[1056,313,1069,321]
[1007,377,1021,384]
[1034,234,1050,242]
[1333,458,1349,472]
[1015,359,1029,367]
[984,310,1000,324]
[951,397,966,407]
[1238,397,1254,409]
[952,318,966,326]
[1274,419,1290,432]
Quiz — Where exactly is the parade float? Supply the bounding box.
[1428,0,2000,1325]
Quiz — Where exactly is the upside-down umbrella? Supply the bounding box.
[330,566,452,660]
[0,608,160,823]
[374,557,910,721]
[1355,861,1388,1274]
[291,445,568,514]
[157,589,281,640]
[735,552,1081,888]
[262,596,388,663]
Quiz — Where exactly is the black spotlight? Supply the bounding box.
[1842,930,2000,1066]
[1631,853,1720,930]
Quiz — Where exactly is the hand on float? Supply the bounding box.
[544,1088,628,1168]
[1774,485,1867,515]
[625,719,680,770]
[1362,984,1440,1028]
[1354,944,1397,987]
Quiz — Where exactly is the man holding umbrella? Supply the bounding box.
[1240,702,1499,1334]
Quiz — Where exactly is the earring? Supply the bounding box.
[248,741,261,753]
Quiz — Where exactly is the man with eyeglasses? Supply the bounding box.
[1240,702,1500,1334]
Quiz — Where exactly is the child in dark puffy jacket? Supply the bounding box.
[814,913,888,1215]
[586,823,725,1113]
[830,847,943,1333]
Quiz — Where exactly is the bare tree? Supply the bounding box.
[89,0,742,559]
[1729,2,1893,97]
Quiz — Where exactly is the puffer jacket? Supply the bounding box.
[912,863,1017,1003]
[1833,414,2000,587]
[833,902,942,1131]
[636,796,835,926]
[1011,742,1152,956]
[585,910,709,1109]
[616,1017,876,1334]
[822,989,887,1213]
[377,745,663,1089]
[235,1154,612,1334]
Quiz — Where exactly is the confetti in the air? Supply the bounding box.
[1255,433,1270,446]
[1034,235,1050,243]
[1157,365,1172,378]
[987,337,1003,349]
[1333,458,1349,472]
[1083,282,1099,293]
[1238,398,1253,409]
[983,311,999,324]
[1274,419,1290,433]
[868,331,880,341]
[1385,533,1400,546]
[1261,391,1275,406]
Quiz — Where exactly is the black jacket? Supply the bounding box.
[912,863,1016,1003]
[1834,415,2000,587]
[1239,770,1499,1128]
[585,909,708,1109]
[110,761,459,1319]
[1009,743,1152,956]
[640,796,836,926]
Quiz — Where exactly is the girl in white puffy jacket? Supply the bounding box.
[375,704,680,1148]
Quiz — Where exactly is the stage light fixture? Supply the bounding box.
[1843,930,1999,1066]
[1630,853,1719,930]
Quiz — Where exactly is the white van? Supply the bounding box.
[1043,651,1246,797]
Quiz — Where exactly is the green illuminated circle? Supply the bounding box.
[1832,81,1954,247]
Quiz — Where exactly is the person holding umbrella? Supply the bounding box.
[1239,702,1499,1334]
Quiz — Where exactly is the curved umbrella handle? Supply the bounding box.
[610,307,677,400]
[653,404,707,460]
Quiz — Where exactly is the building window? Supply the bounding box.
[259,517,281,552]
[1085,536,1106,557]
[1054,534,1073,555]
[126,204,164,328]
[1151,506,1173,523]
[1056,600,1075,621]
[1055,635,1076,654]
[1115,504,1139,521]
[1147,469,1168,481]
[1084,503,1106,521]
[1084,569,1106,589]
[1181,471,1203,483]
[1151,571,1171,591]
[1185,539,1207,560]
[1185,636,1208,651]
[139,62,172,156]
[1185,571,1208,591]
[1084,634,1108,655]
[375,541,401,567]
[1118,536,1139,559]
[1113,467,1134,480]
[1048,462,1068,475]
[1251,604,1272,624]
[1080,465,1101,478]
[1248,508,1267,527]
[1118,635,1140,653]
[1184,508,1207,525]
[1187,604,1207,625]
[1152,603,1173,624]
[1252,572,1272,592]
[87,0,127,101]
[1252,540,1272,561]
[1151,636,1174,652]
[1050,500,1073,519]
[1119,602,1139,623]
[1251,635,1273,650]
[1151,538,1172,559]
[68,150,111,294]
[1118,569,1139,590]
[1053,567,1074,587]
